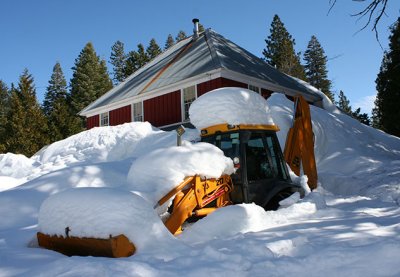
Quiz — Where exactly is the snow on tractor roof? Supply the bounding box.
[189,87,275,130]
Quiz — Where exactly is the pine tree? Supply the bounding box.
[374,17,400,136]
[337,90,352,115]
[198,23,205,33]
[125,43,150,77]
[43,62,70,141]
[372,53,388,129]
[164,34,175,50]
[303,35,334,102]
[125,50,138,77]
[69,42,113,132]
[352,108,371,126]
[136,43,150,67]
[263,15,306,80]
[0,80,10,152]
[5,70,49,156]
[175,30,187,42]
[146,38,162,60]
[110,40,127,84]
[43,62,68,117]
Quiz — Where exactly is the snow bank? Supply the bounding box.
[268,93,400,202]
[288,75,340,113]
[189,87,275,129]
[33,122,161,165]
[181,192,325,244]
[127,142,234,207]
[38,188,179,253]
[0,153,35,178]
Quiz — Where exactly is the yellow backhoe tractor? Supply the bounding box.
[37,95,317,258]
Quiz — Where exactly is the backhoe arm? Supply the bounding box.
[158,175,233,235]
[283,95,318,190]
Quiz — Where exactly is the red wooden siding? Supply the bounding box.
[87,115,99,129]
[220,78,248,89]
[197,77,247,97]
[197,78,223,97]
[144,90,181,127]
[109,105,132,126]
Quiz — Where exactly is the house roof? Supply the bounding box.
[80,29,322,116]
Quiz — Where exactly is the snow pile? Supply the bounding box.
[127,142,234,206]
[189,87,275,129]
[267,93,400,203]
[38,188,179,253]
[33,122,162,166]
[0,153,35,178]
[289,75,340,113]
[181,192,326,244]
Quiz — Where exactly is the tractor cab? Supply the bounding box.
[201,124,304,210]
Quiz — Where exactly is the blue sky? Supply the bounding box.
[1,0,399,114]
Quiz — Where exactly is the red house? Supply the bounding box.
[80,21,323,130]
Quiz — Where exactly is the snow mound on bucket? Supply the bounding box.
[127,142,235,207]
[189,87,275,130]
[38,187,179,253]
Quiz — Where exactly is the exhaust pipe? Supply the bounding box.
[192,18,199,40]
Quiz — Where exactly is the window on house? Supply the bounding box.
[182,86,196,121]
[100,112,109,126]
[248,84,260,94]
[133,102,143,122]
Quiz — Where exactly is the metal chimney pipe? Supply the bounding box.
[192,18,199,39]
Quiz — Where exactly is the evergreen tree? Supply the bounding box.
[146,38,162,60]
[69,42,113,132]
[125,50,138,77]
[43,62,68,117]
[175,30,187,42]
[374,17,400,136]
[110,40,127,84]
[136,43,150,67]
[125,43,150,77]
[352,108,371,126]
[337,90,352,115]
[0,80,10,152]
[263,15,306,80]
[5,69,49,156]
[164,34,175,50]
[372,53,388,129]
[43,62,70,141]
[303,35,334,102]
[198,23,205,33]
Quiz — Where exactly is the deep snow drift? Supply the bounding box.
[0,89,399,276]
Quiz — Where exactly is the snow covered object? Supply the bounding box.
[189,87,275,129]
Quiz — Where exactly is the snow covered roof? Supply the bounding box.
[80,29,322,116]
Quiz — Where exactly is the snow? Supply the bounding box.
[1,90,400,276]
[189,87,275,129]
[127,142,234,208]
[38,188,181,255]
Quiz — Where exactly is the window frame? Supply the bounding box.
[181,85,197,122]
[100,112,109,126]
[132,101,143,122]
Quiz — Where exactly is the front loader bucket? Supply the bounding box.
[37,232,136,258]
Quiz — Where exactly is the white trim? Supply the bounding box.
[181,85,197,122]
[80,68,222,117]
[99,111,109,127]
[132,101,144,122]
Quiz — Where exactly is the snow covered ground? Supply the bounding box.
[0,90,399,276]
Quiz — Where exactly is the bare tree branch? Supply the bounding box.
[329,0,389,43]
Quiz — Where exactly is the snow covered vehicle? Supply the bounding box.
[36,88,317,258]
